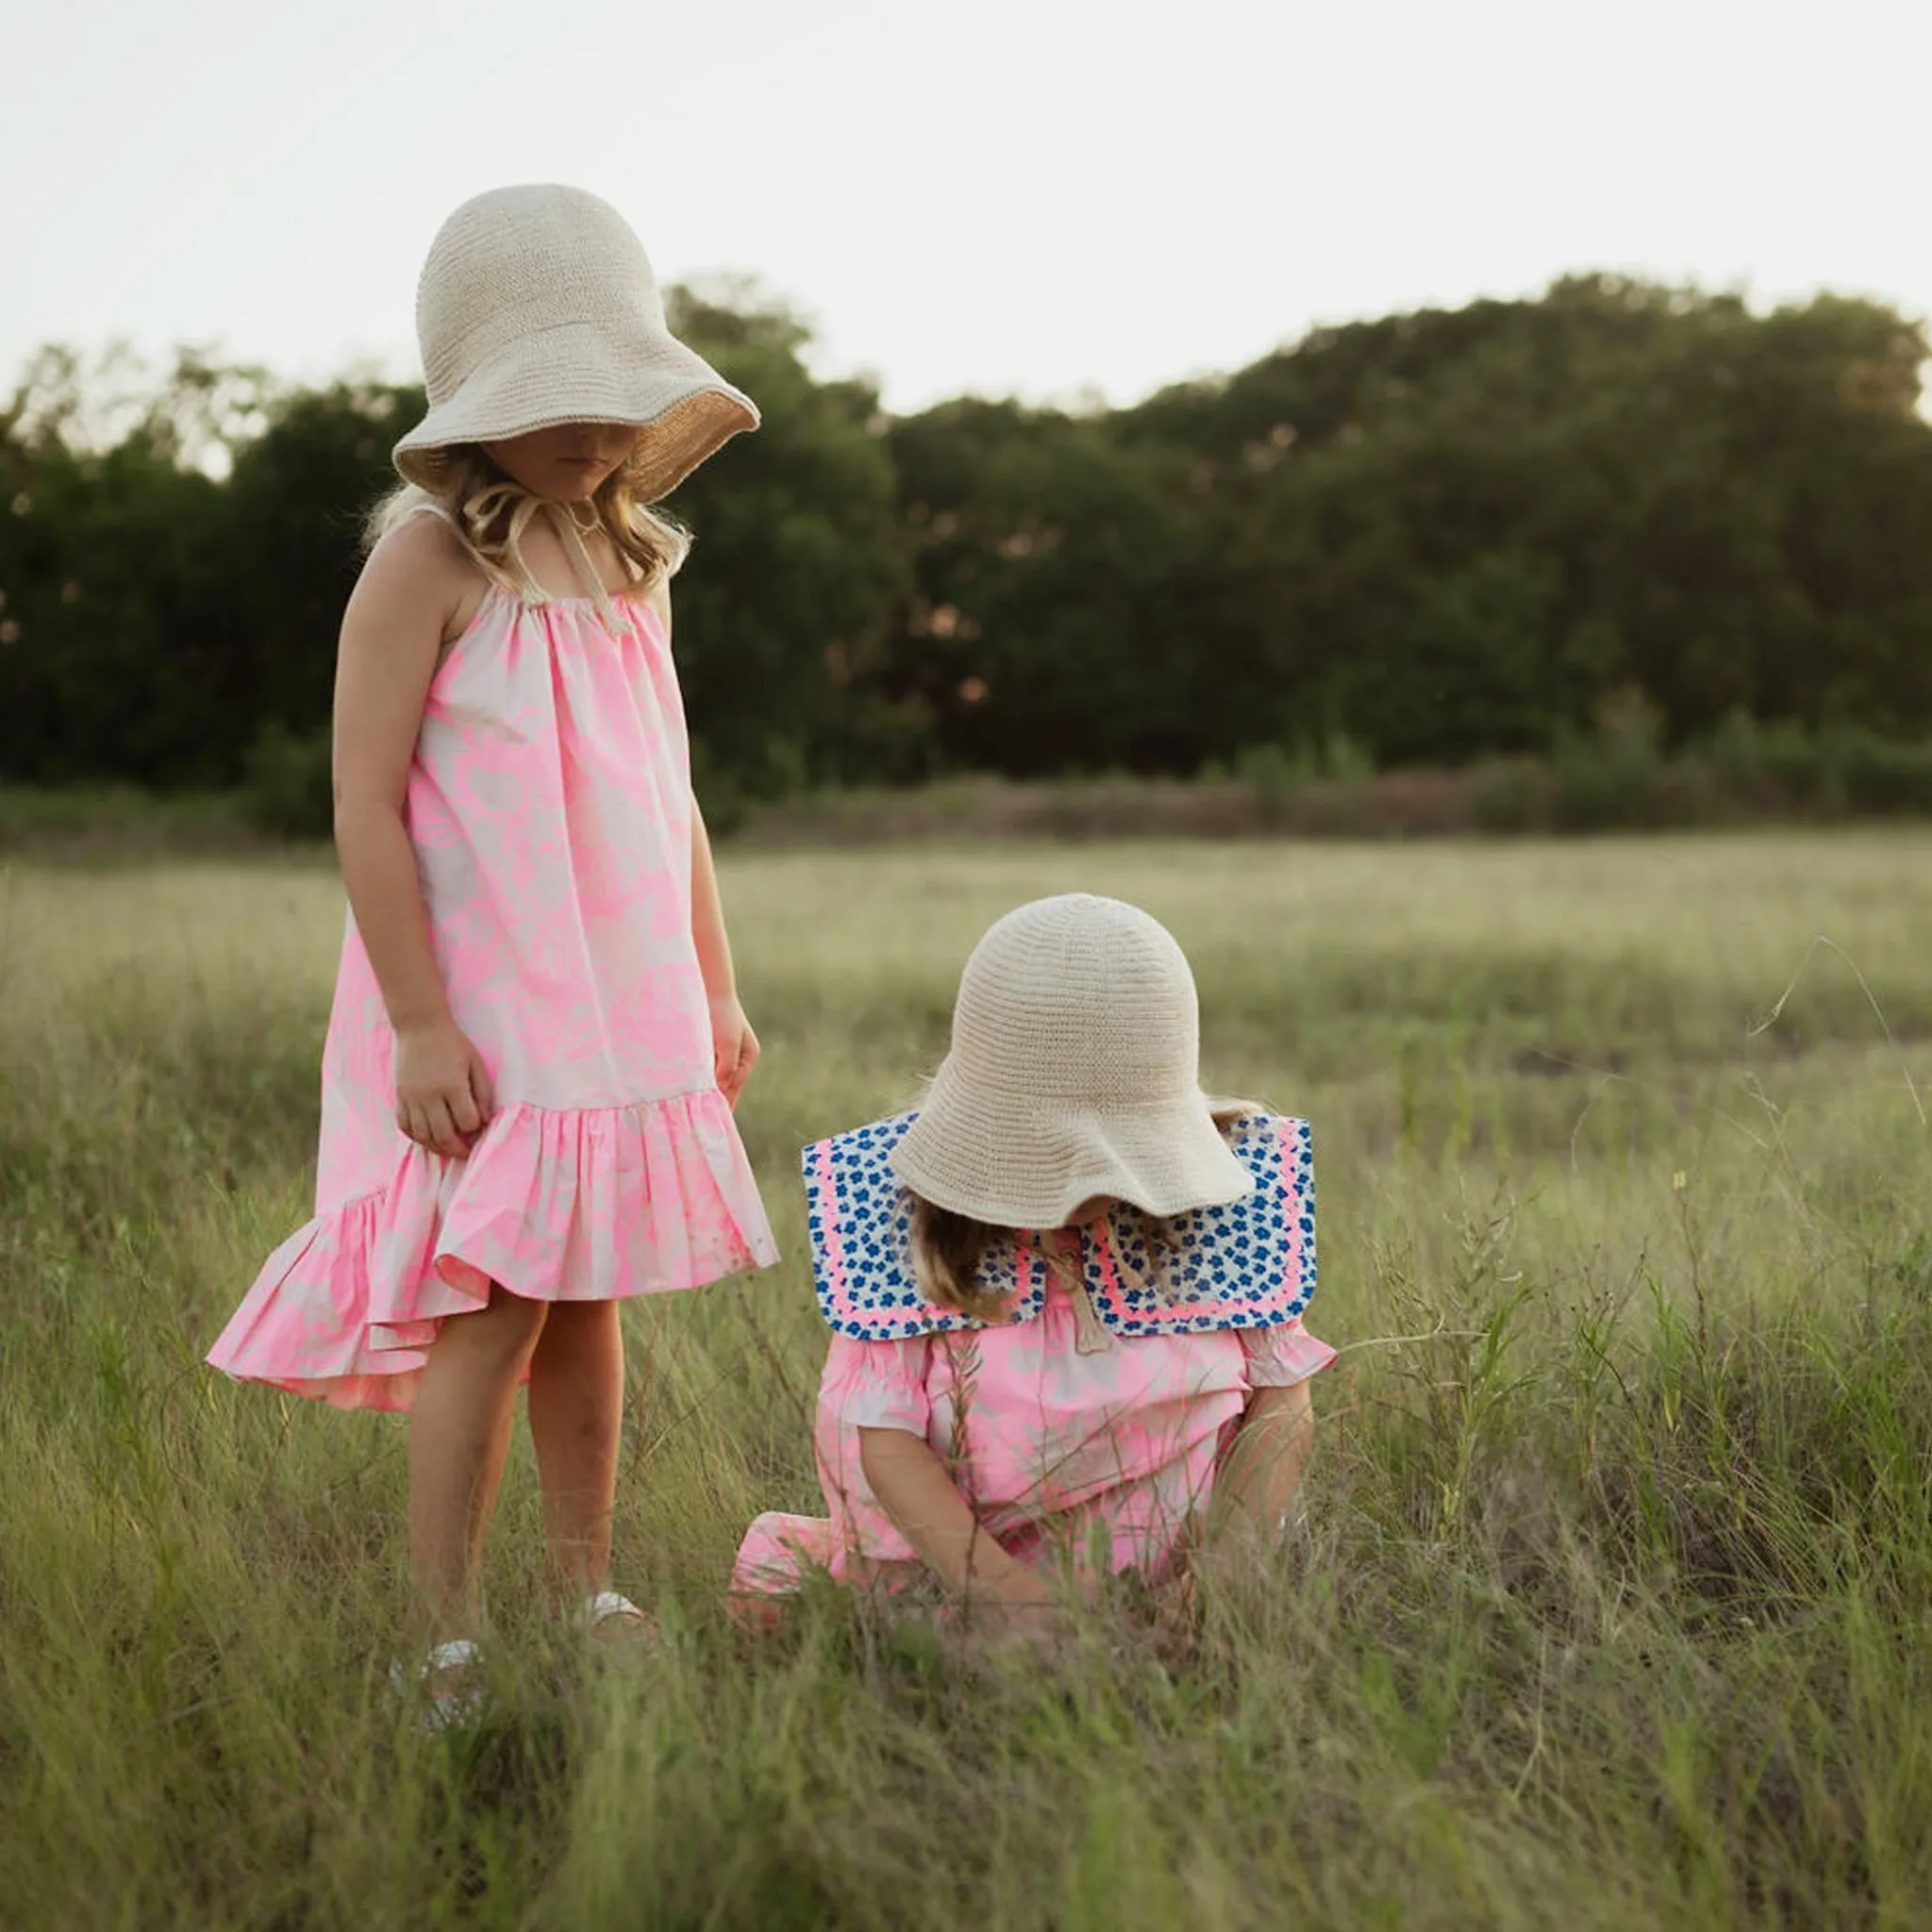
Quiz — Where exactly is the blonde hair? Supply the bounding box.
[364,441,691,603]
[908,1103,1258,1320]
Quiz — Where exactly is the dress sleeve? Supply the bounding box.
[817,1332,935,1437]
[1240,1316,1337,1389]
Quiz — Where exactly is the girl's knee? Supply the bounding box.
[530,1297,622,1364]
[441,1285,549,1368]
[538,1296,618,1336]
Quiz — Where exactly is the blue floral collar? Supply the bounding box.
[801,1110,1316,1342]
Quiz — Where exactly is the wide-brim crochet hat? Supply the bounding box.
[889,894,1254,1230]
[392,184,758,503]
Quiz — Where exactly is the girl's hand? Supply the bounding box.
[393,1019,495,1158]
[964,1594,1076,1668]
[985,1598,1074,1652]
[968,1566,1078,1658]
[709,992,760,1108]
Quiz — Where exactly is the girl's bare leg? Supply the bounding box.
[526,1298,635,1629]
[408,1285,550,1639]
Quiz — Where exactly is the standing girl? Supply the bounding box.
[734,894,1331,1650]
[210,185,778,1709]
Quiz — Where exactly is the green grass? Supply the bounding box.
[0,785,266,861]
[4,833,1932,1929]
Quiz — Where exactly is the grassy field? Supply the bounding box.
[4,833,1932,1930]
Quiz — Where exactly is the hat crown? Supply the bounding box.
[415,185,666,407]
[946,894,1201,1106]
[889,894,1252,1226]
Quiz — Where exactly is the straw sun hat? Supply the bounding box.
[889,894,1255,1230]
[392,184,758,502]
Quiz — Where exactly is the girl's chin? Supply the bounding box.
[541,473,605,502]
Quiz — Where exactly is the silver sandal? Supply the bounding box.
[389,1636,485,1732]
[574,1590,662,1651]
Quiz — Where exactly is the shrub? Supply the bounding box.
[1829,727,1932,816]
[1707,709,1823,805]
[1233,734,1375,828]
[241,722,333,841]
[1550,691,1664,830]
[1466,757,1559,833]
[1231,742,1305,826]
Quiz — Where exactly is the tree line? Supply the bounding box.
[3,275,1928,819]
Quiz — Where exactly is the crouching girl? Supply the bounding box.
[734,893,1333,1650]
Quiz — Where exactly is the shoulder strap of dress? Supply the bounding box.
[402,491,632,634]
[543,499,627,633]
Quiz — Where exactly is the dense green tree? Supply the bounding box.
[3,275,1930,800]
[884,401,1244,774]
[224,380,423,747]
[662,287,916,802]
[1120,276,1932,764]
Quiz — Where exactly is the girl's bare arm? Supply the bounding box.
[857,1427,1045,1607]
[651,575,760,1104]
[1206,1380,1317,1551]
[689,799,736,999]
[331,517,492,1157]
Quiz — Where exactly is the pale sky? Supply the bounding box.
[5,0,1927,415]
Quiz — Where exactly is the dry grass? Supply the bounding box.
[4,832,1932,1928]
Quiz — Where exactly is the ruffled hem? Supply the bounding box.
[208,1089,778,1412]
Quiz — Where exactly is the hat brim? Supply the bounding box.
[887,1062,1256,1230]
[393,321,758,502]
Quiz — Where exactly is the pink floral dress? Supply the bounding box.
[208,585,778,1411]
[732,1111,1332,1603]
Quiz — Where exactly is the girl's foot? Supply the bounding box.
[390,1636,485,1732]
[573,1589,662,1653]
